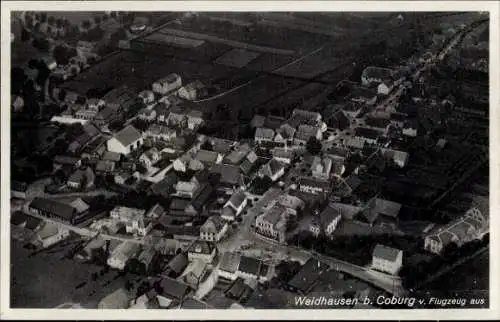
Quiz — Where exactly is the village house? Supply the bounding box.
[347,86,378,105]
[28,197,83,225]
[361,66,394,86]
[377,79,395,95]
[53,155,82,170]
[292,109,322,123]
[154,277,191,307]
[236,255,263,281]
[380,148,409,168]
[97,288,130,309]
[255,204,291,244]
[354,127,380,145]
[144,124,176,142]
[371,244,403,275]
[311,156,333,180]
[166,106,187,127]
[209,164,245,192]
[402,121,418,137]
[11,181,30,200]
[364,117,391,134]
[187,109,204,130]
[152,102,170,123]
[200,215,228,242]
[274,123,296,144]
[287,258,327,295]
[187,240,217,263]
[271,147,294,164]
[106,125,144,155]
[181,258,208,289]
[298,177,331,195]
[217,252,242,281]
[138,90,156,105]
[240,151,259,175]
[174,181,200,199]
[424,196,488,254]
[102,85,138,113]
[67,167,95,189]
[137,107,157,121]
[107,241,141,270]
[30,222,71,249]
[139,147,161,169]
[152,73,182,96]
[162,252,189,278]
[113,171,136,185]
[221,190,248,221]
[255,127,275,144]
[342,101,364,118]
[319,204,343,236]
[194,149,222,167]
[389,112,408,128]
[258,158,286,182]
[110,206,151,237]
[178,80,207,101]
[294,124,323,145]
[95,160,116,174]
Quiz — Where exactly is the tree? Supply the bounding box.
[21,28,31,42]
[40,12,47,23]
[48,16,55,26]
[94,16,102,24]
[56,18,63,29]
[82,20,92,30]
[306,136,322,155]
[252,176,273,195]
[11,67,27,95]
[32,37,50,51]
[53,45,70,65]
[200,140,213,151]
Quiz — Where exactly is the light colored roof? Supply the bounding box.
[195,150,220,164]
[255,127,275,140]
[272,147,294,159]
[113,125,142,147]
[69,198,90,214]
[372,244,402,262]
[184,258,207,279]
[227,190,247,209]
[98,288,130,309]
[219,252,242,273]
[187,109,203,118]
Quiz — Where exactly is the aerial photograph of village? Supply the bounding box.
[8,10,489,310]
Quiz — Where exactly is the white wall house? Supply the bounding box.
[152,74,182,96]
[106,125,143,155]
[371,244,403,275]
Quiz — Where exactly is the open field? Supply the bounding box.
[60,50,248,96]
[10,238,131,308]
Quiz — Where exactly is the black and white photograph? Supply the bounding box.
[1,1,499,320]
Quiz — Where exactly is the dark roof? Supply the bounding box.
[188,240,215,255]
[238,256,262,276]
[372,244,402,262]
[169,198,191,212]
[355,127,381,140]
[166,252,189,274]
[362,66,393,80]
[327,111,351,130]
[29,197,76,221]
[210,164,242,186]
[190,184,214,211]
[364,117,391,129]
[11,211,29,225]
[390,112,408,122]
[157,277,191,301]
[227,190,246,209]
[113,125,142,147]
[25,215,43,230]
[181,297,214,309]
[319,204,342,229]
[219,252,242,273]
[11,180,28,192]
[225,277,250,300]
[288,258,328,294]
[149,172,179,197]
[299,177,331,190]
[54,155,80,165]
[193,169,210,183]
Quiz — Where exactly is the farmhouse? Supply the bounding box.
[106,125,144,155]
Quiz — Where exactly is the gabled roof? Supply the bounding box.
[202,215,226,233]
[319,204,342,229]
[29,197,76,221]
[219,252,242,273]
[362,66,394,80]
[69,198,90,214]
[251,115,266,128]
[149,172,179,196]
[238,256,262,276]
[113,125,142,147]
[188,240,215,255]
[166,252,189,274]
[255,127,275,140]
[157,277,190,301]
[287,258,327,293]
[355,127,381,140]
[372,244,402,262]
[226,190,247,209]
[364,117,391,129]
[103,151,121,162]
[146,203,165,218]
[194,149,220,164]
[210,164,242,186]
